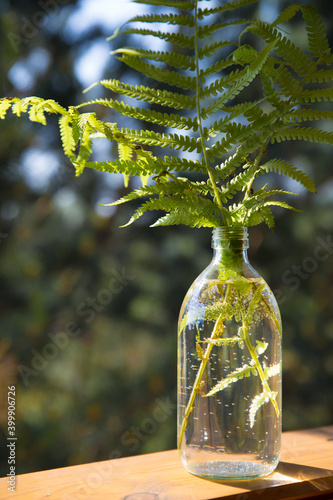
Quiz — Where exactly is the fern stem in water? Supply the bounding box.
[242,323,280,417]
[178,284,232,451]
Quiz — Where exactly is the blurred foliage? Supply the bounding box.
[0,0,332,476]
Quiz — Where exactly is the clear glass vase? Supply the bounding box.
[177,227,282,480]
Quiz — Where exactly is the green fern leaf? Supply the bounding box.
[205,101,264,138]
[133,0,195,8]
[266,63,300,97]
[59,115,76,160]
[260,159,316,192]
[297,87,333,103]
[271,4,301,27]
[200,57,237,81]
[198,18,254,40]
[127,13,195,28]
[118,128,201,153]
[203,41,277,117]
[205,363,258,397]
[112,48,195,71]
[124,195,220,228]
[111,27,194,49]
[306,68,333,84]
[198,0,258,19]
[204,302,235,322]
[82,98,197,131]
[201,65,254,99]
[198,41,237,59]
[0,99,12,119]
[249,390,277,428]
[272,126,333,146]
[248,21,314,77]
[245,283,266,324]
[151,212,220,228]
[117,55,196,90]
[220,164,260,202]
[260,72,281,109]
[284,110,333,124]
[300,5,331,59]
[246,205,275,230]
[85,80,196,111]
[28,103,47,125]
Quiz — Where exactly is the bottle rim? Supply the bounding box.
[212,226,249,249]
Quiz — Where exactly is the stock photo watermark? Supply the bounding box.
[8,0,72,53]
[66,394,176,500]
[273,234,333,305]
[6,386,16,493]
[17,266,135,385]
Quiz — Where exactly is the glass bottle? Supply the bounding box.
[177,227,282,480]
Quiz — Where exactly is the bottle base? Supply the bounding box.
[186,459,278,481]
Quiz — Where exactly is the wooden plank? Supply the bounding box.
[0,426,332,499]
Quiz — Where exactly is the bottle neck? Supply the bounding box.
[211,227,249,270]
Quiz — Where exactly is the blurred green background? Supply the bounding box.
[0,0,332,476]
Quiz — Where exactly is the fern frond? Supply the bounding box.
[205,302,235,322]
[205,336,244,348]
[85,79,196,111]
[151,212,219,228]
[205,363,257,397]
[271,4,301,27]
[264,363,281,379]
[198,40,238,59]
[248,21,314,77]
[266,63,300,97]
[260,159,316,192]
[220,164,260,202]
[111,27,194,49]
[133,0,195,8]
[86,156,204,177]
[198,18,254,40]
[127,13,195,28]
[203,41,276,117]
[246,205,275,230]
[124,194,220,228]
[283,110,333,124]
[272,127,333,146]
[0,99,12,119]
[260,72,281,109]
[118,128,201,153]
[103,178,213,207]
[81,98,197,131]
[205,101,263,138]
[249,391,277,428]
[207,123,253,161]
[200,57,237,81]
[230,188,297,225]
[59,115,76,160]
[300,5,331,59]
[27,104,46,125]
[112,48,195,71]
[117,55,197,90]
[198,0,258,19]
[306,68,333,84]
[245,283,266,324]
[297,87,333,103]
[201,64,253,99]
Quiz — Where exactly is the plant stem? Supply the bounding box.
[178,313,223,451]
[242,323,280,417]
[178,284,232,451]
[193,0,231,227]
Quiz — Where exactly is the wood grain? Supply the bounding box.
[0,426,332,500]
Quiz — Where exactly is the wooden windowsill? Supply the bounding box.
[1,425,332,499]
